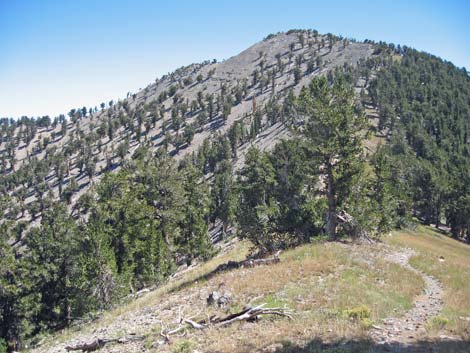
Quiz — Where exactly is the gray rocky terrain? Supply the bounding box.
[0,30,375,230]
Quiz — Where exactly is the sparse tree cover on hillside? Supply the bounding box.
[1,30,470,348]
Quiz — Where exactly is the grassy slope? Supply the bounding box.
[163,241,423,353]
[388,226,470,339]
[34,238,427,353]
[32,226,470,353]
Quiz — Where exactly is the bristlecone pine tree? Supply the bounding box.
[296,76,369,241]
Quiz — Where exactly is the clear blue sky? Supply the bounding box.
[0,0,468,118]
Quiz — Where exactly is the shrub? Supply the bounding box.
[342,305,371,320]
[430,316,449,330]
[172,339,195,353]
[360,317,374,329]
[0,338,7,353]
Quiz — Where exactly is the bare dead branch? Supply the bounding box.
[159,302,293,341]
[65,302,292,350]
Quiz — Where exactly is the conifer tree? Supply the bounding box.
[297,76,368,240]
[211,160,237,235]
[178,163,212,264]
[237,146,277,250]
[25,204,83,327]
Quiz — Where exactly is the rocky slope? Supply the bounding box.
[0,30,375,230]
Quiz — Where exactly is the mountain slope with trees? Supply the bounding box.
[369,48,470,237]
[0,30,373,230]
[1,30,470,351]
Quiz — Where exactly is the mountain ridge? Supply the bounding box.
[2,28,470,352]
[0,30,375,229]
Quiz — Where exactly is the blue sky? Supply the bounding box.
[0,0,468,118]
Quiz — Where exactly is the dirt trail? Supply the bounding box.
[370,247,446,350]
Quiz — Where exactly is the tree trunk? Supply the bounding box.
[450,224,458,238]
[66,303,72,326]
[222,221,228,237]
[326,163,336,241]
[161,221,173,272]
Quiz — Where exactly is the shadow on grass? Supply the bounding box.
[169,258,247,293]
[415,220,470,246]
[269,337,469,353]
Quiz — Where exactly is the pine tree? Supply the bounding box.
[0,226,33,346]
[136,154,185,257]
[211,160,237,235]
[237,146,278,251]
[371,146,399,232]
[293,67,302,85]
[178,163,213,264]
[297,76,369,240]
[25,204,83,327]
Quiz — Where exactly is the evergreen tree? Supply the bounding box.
[25,204,83,328]
[0,227,34,345]
[211,160,237,235]
[237,146,278,251]
[178,163,213,264]
[293,67,302,85]
[136,154,185,259]
[296,76,369,240]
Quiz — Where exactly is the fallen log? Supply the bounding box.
[213,251,281,272]
[170,252,282,294]
[65,303,292,349]
[213,303,293,326]
[160,303,293,342]
[65,335,143,352]
[65,339,106,352]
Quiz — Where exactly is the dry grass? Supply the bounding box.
[387,226,470,339]
[34,236,430,353]
[31,226,470,353]
[139,241,423,353]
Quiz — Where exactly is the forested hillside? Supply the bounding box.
[369,49,470,237]
[1,30,470,351]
